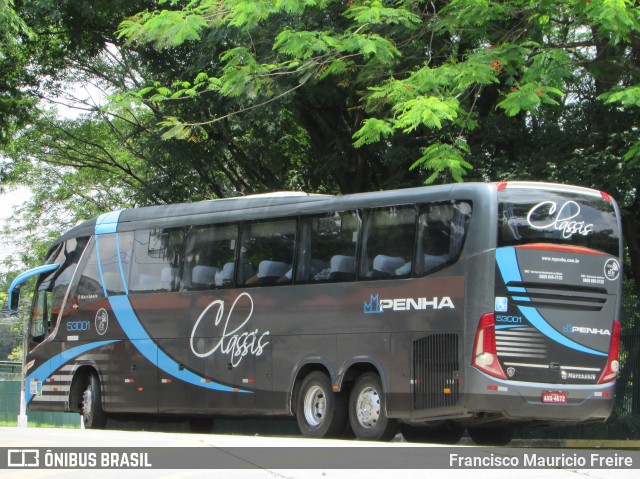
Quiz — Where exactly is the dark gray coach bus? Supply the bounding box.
[9,182,623,445]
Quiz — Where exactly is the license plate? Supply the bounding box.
[542,391,567,403]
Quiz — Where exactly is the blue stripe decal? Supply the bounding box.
[26,340,118,404]
[92,210,248,393]
[495,325,529,330]
[507,286,527,293]
[496,247,606,357]
[512,296,531,302]
[95,210,122,235]
[518,306,606,357]
[115,233,129,295]
[496,247,523,285]
[108,295,246,393]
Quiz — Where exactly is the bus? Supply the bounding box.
[8,182,622,445]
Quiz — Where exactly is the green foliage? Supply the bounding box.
[411,139,473,185]
[0,0,36,147]
[0,319,21,361]
[439,0,509,30]
[111,0,638,185]
[119,9,209,49]
[352,118,394,147]
[394,96,460,132]
[584,0,640,44]
[601,85,640,108]
[498,84,564,117]
[343,1,421,28]
[623,139,640,163]
[273,30,333,60]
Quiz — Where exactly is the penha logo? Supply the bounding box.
[363,294,454,314]
[527,201,594,239]
[364,294,384,314]
[563,323,611,336]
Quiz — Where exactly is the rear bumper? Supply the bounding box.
[463,367,615,424]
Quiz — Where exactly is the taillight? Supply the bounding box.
[497,182,508,191]
[472,313,507,379]
[598,320,621,384]
[600,191,613,203]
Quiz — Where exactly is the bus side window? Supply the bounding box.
[296,210,360,283]
[129,228,185,293]
[415,201,472,276]
[29,289,52,345]
[76,240,103,299]
[96,232,133,295]
[182,224,238,290]
[238,219,296,286]
[30,237,90,343]
[360,205,416,280]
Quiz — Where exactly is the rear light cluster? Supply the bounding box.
[598,320,621,384]
[472,313,506,379]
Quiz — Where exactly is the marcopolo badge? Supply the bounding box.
[95,308,109,335]
[604,258,620,281]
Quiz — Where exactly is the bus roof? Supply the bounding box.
[53,181,609,246]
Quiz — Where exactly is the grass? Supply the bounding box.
[0,420,79,428]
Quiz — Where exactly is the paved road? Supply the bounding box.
[0,426,638,479]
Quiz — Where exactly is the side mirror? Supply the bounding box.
[8,263,61,312]
[9,287,21,312]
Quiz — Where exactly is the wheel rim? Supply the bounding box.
[82,385,92,420]
[303,385,327,428]
[355,386,380,429]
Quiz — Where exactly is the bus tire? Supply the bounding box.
[467,426,514,446]
[349,373,398,441]
[401,422,464,444]
[81,372,107,429]
[296,371,347,439]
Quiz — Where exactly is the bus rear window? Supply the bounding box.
[498,189,620,256]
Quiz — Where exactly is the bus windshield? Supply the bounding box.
[498,188,620,257]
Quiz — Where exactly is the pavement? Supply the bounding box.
[0,426,639,479]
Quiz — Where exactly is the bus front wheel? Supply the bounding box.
[81,372,107,429]
[296,371,347,438]
[349,373,398,441]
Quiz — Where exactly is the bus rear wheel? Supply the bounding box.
[467,426,514,446]
[296,371,347,438]
[81,372,106,429]
[349,373,398,441]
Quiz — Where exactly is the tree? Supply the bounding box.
[114,0,640,282]
[1,0,328,275]
[3,1,639,286]
[0,0,36,148]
